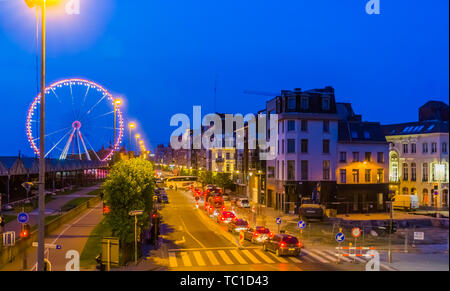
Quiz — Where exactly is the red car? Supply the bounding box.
[244,226,273,243]
[217,211,236,224]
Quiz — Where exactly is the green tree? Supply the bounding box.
[213,172,234,190]
[102,158,155,245]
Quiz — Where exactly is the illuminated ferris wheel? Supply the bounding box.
[26,78,124,161]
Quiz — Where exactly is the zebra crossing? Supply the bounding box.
[167,247,397,271]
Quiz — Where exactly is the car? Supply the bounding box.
[1,204,13,211]
[161,194,169,204]
[244,226,273,243]
[227,219,249,233]
[263,234,302,257]
[237,198,250,208]
[222,194,230,201]
[298,198,324,220]
[217,211,236,224]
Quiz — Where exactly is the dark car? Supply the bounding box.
[161,194,169,204]
[263,234,302,257]
[244,226,273,243]
[227,219,249,233]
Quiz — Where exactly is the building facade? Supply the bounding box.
[382,101,449,207]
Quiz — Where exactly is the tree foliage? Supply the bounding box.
[102,158,155,244]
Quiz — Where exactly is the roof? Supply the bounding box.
[382,120,449,136]
[339,121,386,143]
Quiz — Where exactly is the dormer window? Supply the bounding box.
[301,96,309,110]
[287,96,296,110]
[322,97,330,111]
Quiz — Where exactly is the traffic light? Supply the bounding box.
[103,203,110,215]
[20,223,31,239]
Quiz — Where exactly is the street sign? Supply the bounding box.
[414,232,424,240]
[276,217,282,225]
[2,231,15,247]
[17,212,29,224]
[352,227,361,238]
[335,232,345,243]
[32,242,61,249]
[298,220,306,229]
[129,210,143,216]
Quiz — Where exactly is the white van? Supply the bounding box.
[393,195,419,211]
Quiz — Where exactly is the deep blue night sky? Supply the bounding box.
[0,0,448,156]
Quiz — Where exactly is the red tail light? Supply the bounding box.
[297,242,303,248]
[221,217,225,221]
[280,242,286,248]
[254,233,259,237]
[269,232,273,238]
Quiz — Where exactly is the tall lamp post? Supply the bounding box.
[113,99,121,151]
[128,122,135,154]
[135,134,140,155]
[24,0,56,271]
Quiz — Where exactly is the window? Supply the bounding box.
[301,120,308,131]
[301,160,308,180]
[377,152,384,163]
[287,96,296,110]
[352,169,359,183]
[365,169,371,183]
[226,164,230,172]
[287,160,295,180]
[226,153,230,160]
[411,143,416,153]
[287,139,295,153]
[322,97,330,111]
[402,187,409,195]
[351,131,358,139]
[377,169,384,183]
[422,163,428,182]
[443,142,448,153]
[276,160,279,179]
[287,120,295,131]
[403,144,408,154]
[431,142,437,153]
[363,131,371,139]
[340,169,347,183]
[281,161,285,180]
[323,120,330,133]
[339,152,347,163]
[301,96,309,110]
[411,163,416,181]
[323,140,330,154]
[352,152,360,162]
[423,143,428,153]
[323,160,330,180]
[282,139,285,154]
[365,152,372,162]
[268,167,275,178]
[301,139,308,153]
[402,163,408,181]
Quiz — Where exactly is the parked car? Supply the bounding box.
[298,198,324,220]
[244,226,273,243]
[1,204,13,211]
[222,194,230,201]
[217,211,236,224]
[161,194,169,204]
[263,234,302,257]
[237,198,250,208]
[393,195,419,211]
[227,219,249,233]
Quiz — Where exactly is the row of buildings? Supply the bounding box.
[154,86,449,214]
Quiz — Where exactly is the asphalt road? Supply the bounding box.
[159,189,346,271]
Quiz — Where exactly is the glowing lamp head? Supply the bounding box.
[114,99,121,106]
[129,123,135,129]
[25,0,60,8]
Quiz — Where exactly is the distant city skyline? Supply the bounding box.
[0,0,448,155]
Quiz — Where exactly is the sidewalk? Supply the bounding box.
[1,185,101,237]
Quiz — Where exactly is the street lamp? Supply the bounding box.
[128,122,135,153]
[135,134,140,155]
[24,0,61,272]
[113,99,121,151]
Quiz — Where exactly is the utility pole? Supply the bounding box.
[37,1,46,272]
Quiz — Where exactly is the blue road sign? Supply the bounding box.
[276,217,282,225]
[56,245,62,250]
[298,220,306,229]
[17,212,29,224]
[335,232,345,243]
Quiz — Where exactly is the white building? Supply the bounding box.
[382,101,449,207]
